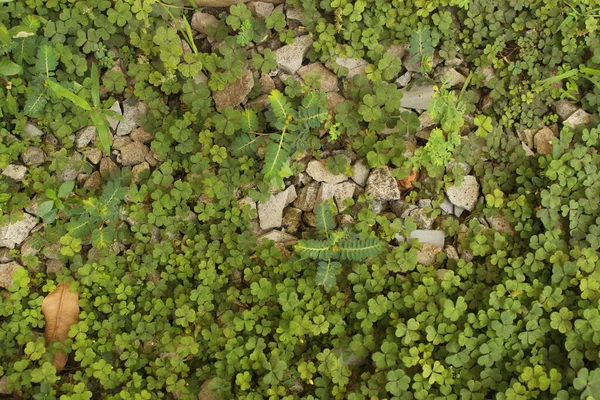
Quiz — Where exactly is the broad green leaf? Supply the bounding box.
[0,60,22,76]
[36,200,54,218]
[46,79,92,111]
[91,110,111,154]
[90,64,100,108]
[58,181,75,198]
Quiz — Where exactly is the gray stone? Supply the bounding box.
[258,230,298,244]
[517,128,536,149]
[247,1,274,17]
[100,157,118,175]
[370,200,385,214]
[306,159,348,184]
[326,92,345,113]
[120,142,149,166]
[0,261,21,289]
[0,213,37,249]
[46,259,64,274]
[302,211,316,227]
[132,162,150,183]
[76,126,97,149]
[400,84,435,110]
[191,12,218,34]
[22,147,45,166]
[486,215,514,234]
[334,181,356,211]
[282,207,302,234]
[333,57,368,78]
[534,127,555,155]
[286,7,304,21]
[395,71,412,87]
[107,101,122,131]
[391,200,414,217]
[416,244,442,266]
[259,73,276,94]
[408,229,445,248]
[2,164,27,181]
[83,148,103,165]
[522,143,535,157]
[194,71,209,85]
[297,62,338,92]
[23,122,44,137]
[438,66,465,87]
[59,153,84,182]
[0,248,12,263]
[564,109,592,128]
[131,127,153,143]
[258,186,297,230]
[440,198,454,215]
[447,175,479,211]
[293,182,319,211]
[116,102,141,136]
[275,34,313,74]
[408,208,434,230]
[316,182,338,204]
[480,66,496,84]
[386,44,409,60]
[351,159,370,187]
[555,100,579,121]
[454,206,467,218]
[419,112,436,130]
[213,70,254,111]
[365,167,401,201]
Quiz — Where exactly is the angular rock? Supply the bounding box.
[194,71,209,85]
[131,127,153,143]
[408,208,434,230]
[334,57,368,78]
[447,175,479,212]
[316,182,338,204]
[59,153,84,182]
[333,181,356,211]
[400,84,435,110]
[132,162,151,183]
[247,1,274,17]
[83,171,102,190]
[0,262,22,289]
[555,100,579,121]
[306,159,348,184]
[191,12,218,34]
[293,182,319,211]
[258,186,297,230]
[486,215,514,234]
[76,126,97,149]
[2,164,27,181]
[326,92,345,113]
[522,143,535,157]
[213,70,254,111]
[83,148,103,165]
[282,207,302,234]
[120,142,149,166]
[100,157,118,175]
[275,34,313,74]
[416,244,442,266]
[116,102,141,136]
[365,167,401,201]
[23,122,44,137]
[445,245,459,260]
[22,147,45,166]
[391,200,414,217]
[408,229,446,248]
[351,159,370,187]
[386,44,409,60]
[438,66,465,87]
[258,230,298,244]
[534,127,555,155]
[0,249,12,263]
[564,108,592,128]
[297,62,338,92]
[439,198,454,215]
[46,259,64,274]
[107,101,122,131]
[302,211,316,227]
[259,73,275,94]
[395,71,412,87]
[113,136,133,151]
[0,213,37,249]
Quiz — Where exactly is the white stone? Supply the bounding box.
[351,159,370,187]
[2,164,27,181]
[258,230,297,244]
[76,126,97,149]
[23,122,44,137]
[333,181,356,211]
[258,186,297,230]
[0,261,21,289]
[408,229,445,248]
[107,101,122,131]
[306,159,348,184]
[564,109,592,128]
[333,57,368,78]
[116,102,140,136]
[400,84,435,110]
[447,175,479,212]
[275,35,313,74]
[0,213,37,249]
[365,167,401,201]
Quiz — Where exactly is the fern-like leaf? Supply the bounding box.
[92,226,115,249]
[12,36,36,64]
[65,216,93,239]
[315,199,337,236]
[268,89,291,128]
[337,237,383,261]
[295,239,334,260]
[316,260,342,291]
[241,108,259,133]
[231,133,259,156]
[262,138,291,189]
[35,44,58,77]
[24,83,48,117]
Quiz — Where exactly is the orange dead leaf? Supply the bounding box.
[397,169,418,190]
[42,283,80,371]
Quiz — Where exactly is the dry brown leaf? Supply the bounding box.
[397,169,418,190]
[42,283,80,371]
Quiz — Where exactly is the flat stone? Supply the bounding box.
[145,150,161,167]
[83,171,102,190]
[316,182,338,204]
[326,92,345,113]
[0,213,37,249]
[408,208,434,229]
[564,109,592,128]
[258,186,297,230]
[0,249,12,263]
[247,1,274,17]
[0,262,22,289]
[191,12,218,34]
[486,215,514,234]
[286,7,304,21]
[416,244,442,266]
[522,143,535,157]
[517,128,537,149]
[534,127,555,155]
[275,34,313,74]
[259,73,275,94]
[386,44,409,60]
[334,181,356,211]
[120,142,149,166]
[99,157,118,175]
[447,175,479,212]
[454,205,467,218]
[297,62,338,92]
[113,136,133,151]
[302,211,316,227]
[132,162,151,183]
[76,126,97,149]
[334,57,368,78]
[22,147,45,166]
[293,182,319,211]
[395,71,412,87]
[408,229,446,248]
[194,71,209,85]
[46,259,64,274]
[83,148,102,165]
[116,102,141,136]
[23,122,44,137]
[258,230,298,244]
[2,164,27,181]
[351,159,370,187]
[213,70,254,111]
[400,84,435,110]
[59,153,84,182]
[555,100,579,121]
[306,159,348,184]
[131,127,153,143]
[445,245,459,260]
[438,66,465,87]
[419,112,436,130]
[106,101,122,131]
[440,198,454,215]
[282,207,302,234]
[365,167,401,201]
